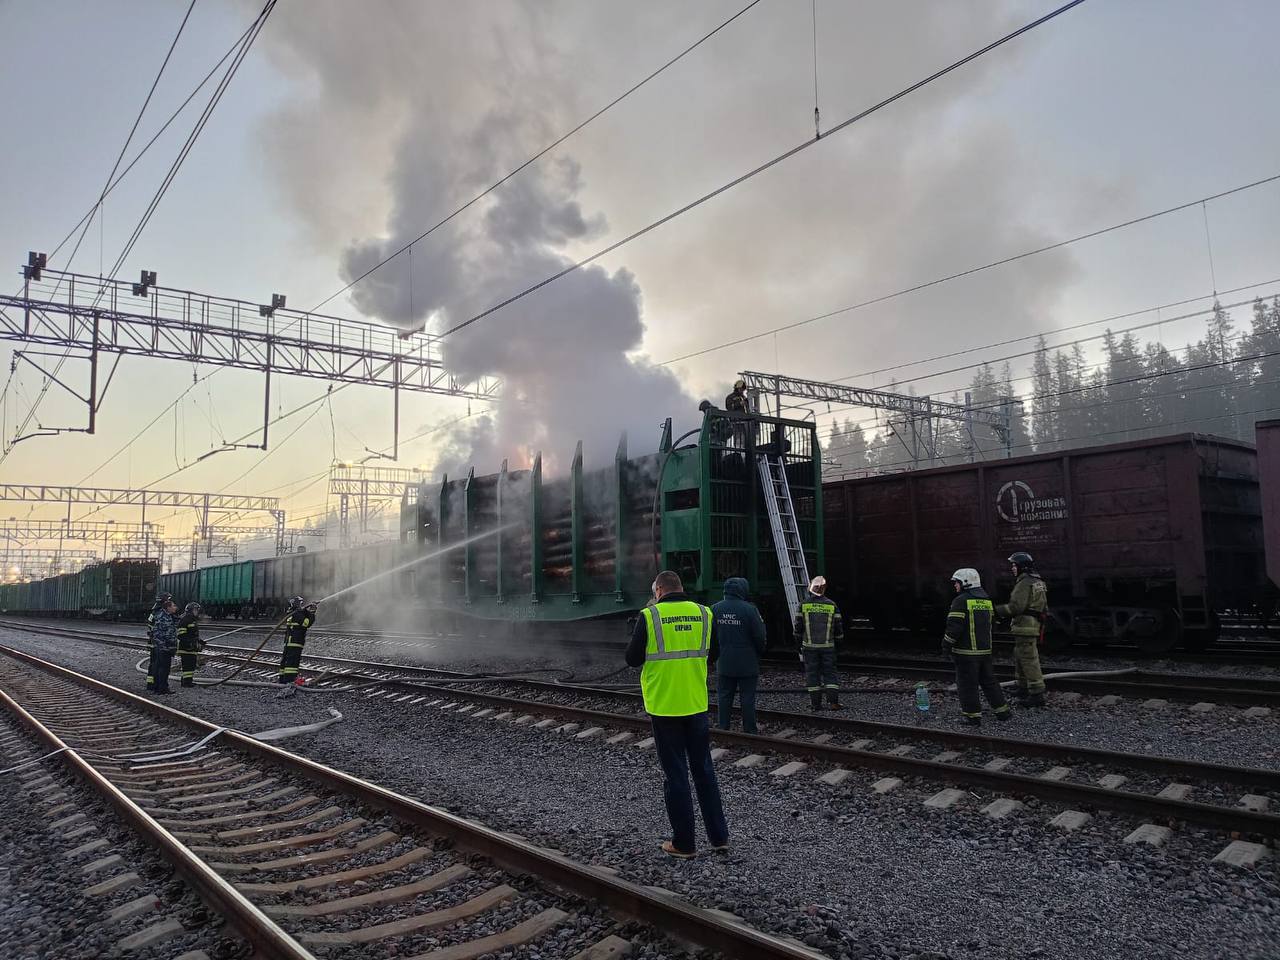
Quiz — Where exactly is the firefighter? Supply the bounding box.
[278,596,317,684]
[724,378,750,413]
[996,551,1049,707]
[149,600,179,696]
[176,602,203,688]
[145,592,172,692]
[944,568,1011,725]
[794,576,843,710]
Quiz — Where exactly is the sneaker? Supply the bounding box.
[661,841,695,859]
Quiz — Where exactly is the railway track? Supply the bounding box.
[5,619,1279,851]
[6,616,1279,709]
[0,644,829,960]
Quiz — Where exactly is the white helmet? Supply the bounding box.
[951,568,981,590]
[808,576,827,594]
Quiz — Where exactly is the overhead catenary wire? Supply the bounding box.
[437,0,1090,342]
[1,1,277,466]
[307,0,766,315]
[661,171,1280,366]
[1,0,202,460]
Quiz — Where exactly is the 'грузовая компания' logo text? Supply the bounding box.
[996,480,1068,523]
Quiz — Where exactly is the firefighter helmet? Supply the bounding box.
[1008,551,1035,572]
[951,568,981,590]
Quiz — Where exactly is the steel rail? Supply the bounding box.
[0,644,827,960]
[3,618,1278,792]
[0,677,314,960]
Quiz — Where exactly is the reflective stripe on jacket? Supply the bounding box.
[176,614,201,652]
[944,587,994,655]
[794,594,842,649]
[285,609,315,648]
[640,600,712,716]
[996,574,1048,637]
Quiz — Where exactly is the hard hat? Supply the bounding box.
[951,568,981,589]
[288,596,306,609]
[159,592,172,601]
[1008,551,1035,569]
[734,378,746,390]
[808,575,827,593]
[184,601,202,615]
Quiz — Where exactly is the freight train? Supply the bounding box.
[3,409,1279,654]
[825,423,1280,653]
[0,558,159,619]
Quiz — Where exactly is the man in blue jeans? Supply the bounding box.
[625,570,730,859]
[710,577,766,734]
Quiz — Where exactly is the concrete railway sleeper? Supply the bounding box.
[0,644,831,960]
[246,663,1280,843]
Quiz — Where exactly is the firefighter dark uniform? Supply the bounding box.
[278,599,316,684]
[725,383,749,413]
[794,579,843,710]
[944,570,1011,725]
[176,604,202,688]
[997,553,1049,706]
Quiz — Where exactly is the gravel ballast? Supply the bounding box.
[2,624,1277,960]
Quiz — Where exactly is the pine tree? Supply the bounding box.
[1030,336,1057,451]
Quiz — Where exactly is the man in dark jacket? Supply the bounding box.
[625,570,728,859]
[145,593,172,691]
[794,576,844,710]
[944,568,1011,726]
[709,577,767,734]
[149,600,179,695]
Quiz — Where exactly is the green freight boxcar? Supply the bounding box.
[78,560,158,619]
[198,560,254,618]
[401,406,822,638]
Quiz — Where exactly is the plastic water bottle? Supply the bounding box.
[915,682,931,713]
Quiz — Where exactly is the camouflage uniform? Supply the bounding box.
[996,573,1048,696]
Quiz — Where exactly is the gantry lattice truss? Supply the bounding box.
[739,370,1016,465]
[0,264,501,448]
[329,462,424,546]
[0,483,285,559]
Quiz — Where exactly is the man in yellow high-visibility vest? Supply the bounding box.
[625,570,729,859]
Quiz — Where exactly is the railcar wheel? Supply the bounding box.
[1137,609,1181,655]
[1181,611,1220,652]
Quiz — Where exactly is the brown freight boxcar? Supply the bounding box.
[823,433,1266,653]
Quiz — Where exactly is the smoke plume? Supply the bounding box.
[245,1,1084,470]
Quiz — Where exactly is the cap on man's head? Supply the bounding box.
[808,576,827,594]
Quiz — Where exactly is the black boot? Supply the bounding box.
[1013,686,1030,703]
[810,693,823,712]
[995,708,1013,721]
[955,715,981,727]
[1024,692,1046,708]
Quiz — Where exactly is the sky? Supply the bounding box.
[2,0,1279,569]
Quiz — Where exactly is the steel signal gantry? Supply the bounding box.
[329,461,424,547]
[0,483,285,559]
[739,370,1017,466]
[1,261,502,451]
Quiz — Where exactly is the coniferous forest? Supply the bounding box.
[825,296,1280,475]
